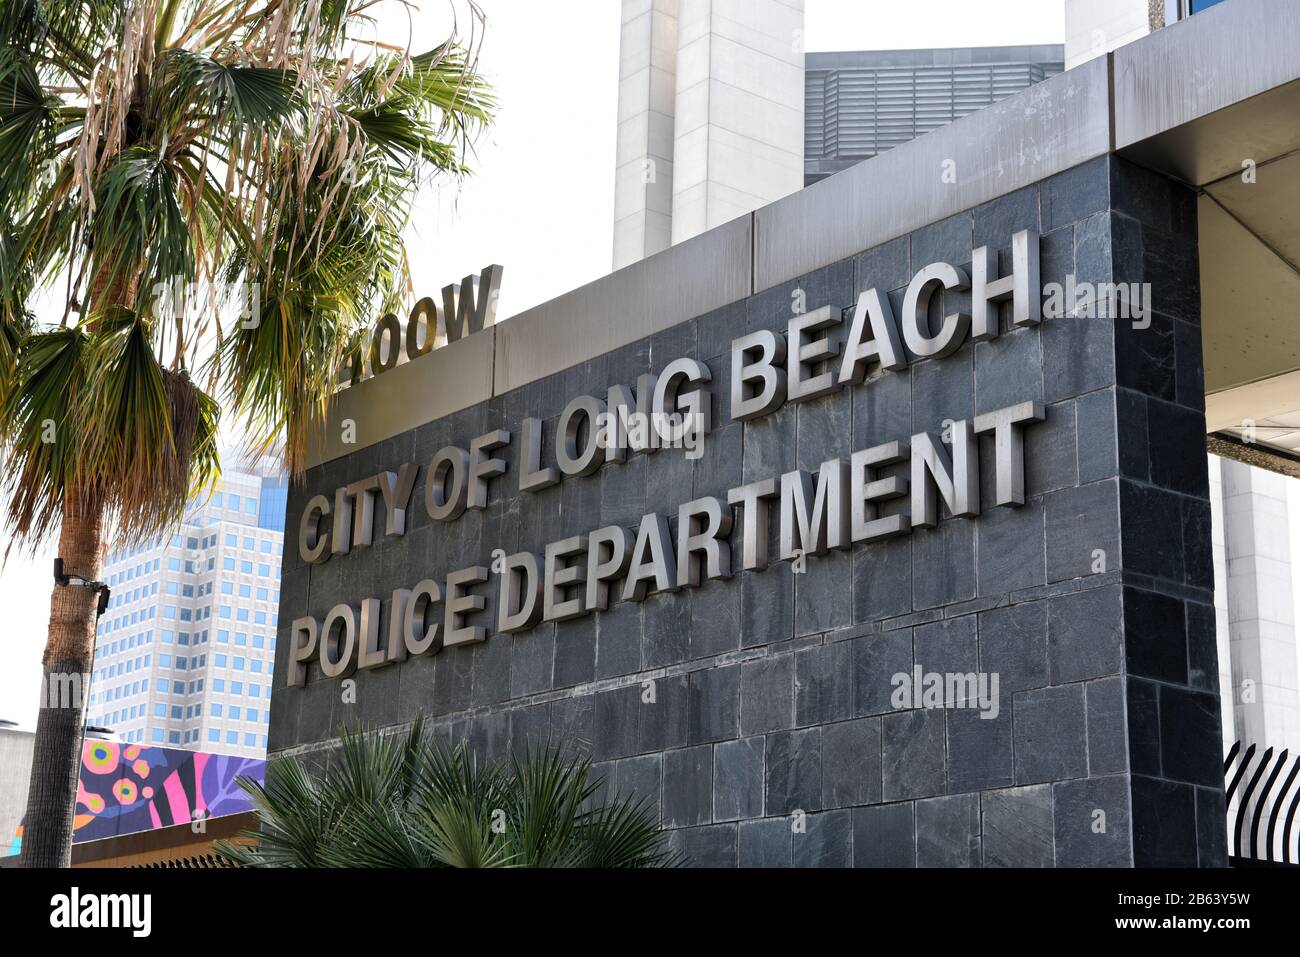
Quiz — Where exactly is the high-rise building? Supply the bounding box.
[803,45,1064,185]
[86,453,287,758]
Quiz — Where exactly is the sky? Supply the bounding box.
[2,0,1298,730]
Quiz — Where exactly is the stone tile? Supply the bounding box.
[740,564,795,648]
[821,717,883,808]
[766,727,823,815]
[881,708,946,801]
[738,817,792,868]
[978,601,1049,694]
[668,823,736,868]
[791,809,853,868]
[916,793,981,867]
[663,744,713,828]
[1084,676,1127,776]
[1013,685,1088,785]
[689,577,741,658]
[852,535,913,623]
[947,706,1014,792]
[509,624,554,698]
[1048,584,1123,683]
[1160,685,1222,787]
[1053,775,1132,867]
[642,589,691,668]
[795,549,853,636]
[688,664,739,745]
[596,600,643,679]
[741,654,794,735]
[1044,479,1119,583]
[795,641,853,726]
[852,628,914,718]
[1131,776,1197,867]
[714,736,764,822]
[981,785,1054,867]
[1124,586,1188,684]
[553,616,597,688]
[852,802,916,867]
[911,519,976,609]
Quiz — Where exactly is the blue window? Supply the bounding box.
[208,729,220,742]
[212,704,223,717]
[226,731,238,744]
[152,729,165,743]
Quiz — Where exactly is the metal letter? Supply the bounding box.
[973,400,1045,506]
[406,297,436,360]
[779,459,850,560]
[902,262,971,359]
[320,604,358,679]
[677,498,734,587]
[587,526,633,612]
[850,441,911,542]
[356,597,387,670]
[622,513,677,602]
[727,478,779,571]
[345,475,382,548]
[403,579,443,657]
[839,289,907,385]
[377,464,419,537]
[468,429,510,510]
[544,536,588,622]
[910,423,979,527]
[440,264,503,342]
[369,313,402,375]
[331,485,353,556]
[444,566,489,646]
[787,305,842,402]
[971,229,1041,340]
[498,552,543,634]
[287,617,318,687]
[520,417,560,491]
[557,395,607,477]
[386,588,412,662]
[298,494,331,564]
[731,329,788,421]
[425,446,470,522]
[653,357,712,446]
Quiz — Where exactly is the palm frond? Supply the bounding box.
[216,718,677,869]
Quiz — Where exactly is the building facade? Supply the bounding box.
[268,0,1300,867]
[804,46,1064,185]
[88,457,286,758]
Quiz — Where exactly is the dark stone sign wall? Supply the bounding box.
[269,156,1227,867]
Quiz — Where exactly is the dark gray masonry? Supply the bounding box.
[269,153,1226,868]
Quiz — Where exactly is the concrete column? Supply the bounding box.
[1220,457,1300,750]
[669,0,805,245]
[613,0,679,270]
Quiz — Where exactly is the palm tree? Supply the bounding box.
[215,718,679,868]
[0,0,493,867]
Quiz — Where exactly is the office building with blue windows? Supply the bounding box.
[86,453,287,758]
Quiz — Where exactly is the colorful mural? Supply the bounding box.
[6,741,264,857]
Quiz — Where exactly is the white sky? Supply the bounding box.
[2,1,1298,730]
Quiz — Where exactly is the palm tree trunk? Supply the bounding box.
[20,493,105,868]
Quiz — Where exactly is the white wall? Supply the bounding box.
[1064,0,1154,68]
